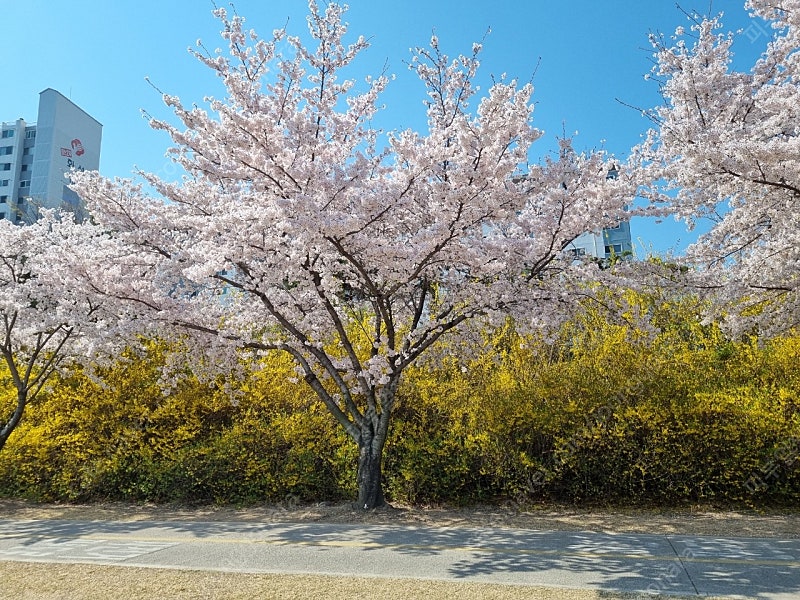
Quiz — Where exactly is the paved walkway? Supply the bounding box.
[1,518,799,598]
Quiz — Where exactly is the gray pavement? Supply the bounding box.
[1,518,799,598]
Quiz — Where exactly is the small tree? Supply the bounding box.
[0,213,106,452]
[71,1,633,508]
[633,0,800,336]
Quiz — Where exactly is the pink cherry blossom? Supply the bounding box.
[70,1,635,507]
[633,0,800,337]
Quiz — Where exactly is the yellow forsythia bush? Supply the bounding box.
[1,291,798,506]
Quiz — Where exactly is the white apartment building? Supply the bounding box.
[566,221,633,261]
[0,88,101,223]
[564,167,633,261]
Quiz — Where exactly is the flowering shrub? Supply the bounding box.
[1,296,798,506]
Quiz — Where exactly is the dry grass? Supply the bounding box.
[0,562,736,600]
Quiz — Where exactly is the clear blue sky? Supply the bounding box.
[1,1,768,255]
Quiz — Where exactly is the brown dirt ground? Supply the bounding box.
[0,498,797,538]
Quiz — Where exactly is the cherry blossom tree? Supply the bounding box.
[71,1,633,508]
[633,0,800,336]
[0,213,109,453]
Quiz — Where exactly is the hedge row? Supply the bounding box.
[1,298,799,506]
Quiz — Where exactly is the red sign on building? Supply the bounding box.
[71,139,85,156]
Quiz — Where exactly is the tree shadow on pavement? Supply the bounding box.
[1,518,799,598]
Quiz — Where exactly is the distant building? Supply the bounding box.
[0,89,102,223]
[564,166,633,261]
[566,221,633,261]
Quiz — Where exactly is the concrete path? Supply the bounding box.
[1,518,799,598]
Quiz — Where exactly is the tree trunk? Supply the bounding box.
[356,422,386,509]
[0,390,28,454]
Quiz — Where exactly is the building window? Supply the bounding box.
[0,212,5,219]
[569,248,587,258]
[0,180,8,187]
[19,180,30,188]
[1,130,13,139]
[605,244,623,255]
[17,197,24,204]
[21,164,29,172]
[0,163,10,171]
[0,146,12,155]
[0,195,7,203]
[25,130,35,139]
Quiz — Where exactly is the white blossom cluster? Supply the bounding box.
[633,0,800,337]
[65,0,634,448]
[0,212,127,449]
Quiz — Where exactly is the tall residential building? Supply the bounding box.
[0,88,102,224]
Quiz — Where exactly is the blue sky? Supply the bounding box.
[1,1,769,255]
